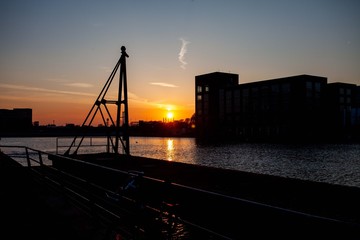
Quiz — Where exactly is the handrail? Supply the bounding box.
[0,145,52,166]
[55,136,114,155]
[0,145,233,238]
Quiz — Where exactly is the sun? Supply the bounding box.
[166,111,174,120]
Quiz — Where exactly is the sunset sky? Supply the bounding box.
[1,0,359,126]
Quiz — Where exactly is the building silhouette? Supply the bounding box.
[325,83,360,140]
[195,72,360,142]
[0,108,33,133]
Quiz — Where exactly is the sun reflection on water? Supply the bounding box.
[166,139,174,161]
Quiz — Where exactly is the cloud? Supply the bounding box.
[150,82,179,88]
[98,66,113,73]
[128,92,174,109]
[128,91,149,103]
[64,83,93,88]
[0,83,95,97]
[178,38,190,69]
[46,78,69,83]
[128,92,160,108]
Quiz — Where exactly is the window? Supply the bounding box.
[282,83,290,93]
[306,81,313,98]
[205,86,209,92]
[225,90,232,113]
[234,89,240,113]
[251,87,258,97]
[242,88,249,113]
[203,94,209,114]
[271,84,280,94]
[219,89,224,118]
[306,81,313,90]
[197,85,202,93]
[196,94,202,115]
[196,106,202,115]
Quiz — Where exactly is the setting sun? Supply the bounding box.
[166,111,174,120]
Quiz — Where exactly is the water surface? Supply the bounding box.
[1,137,359,187]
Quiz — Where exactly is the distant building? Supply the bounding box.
[33,121,40,127]
[195,72,360,142]
[0,108,33,132]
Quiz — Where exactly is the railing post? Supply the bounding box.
[25,147,31,167]
[56,137,59,154]
[38,151,43,166]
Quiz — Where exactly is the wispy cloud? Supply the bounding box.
[46,77,69,83]
[128,92,173,109]
[150,82,179,88]
[0,83,95,97]
[128,92,160,108]
[128,91,149,103]
[98,66,112,73]
[64,83,93,88]
[178,38,190,69]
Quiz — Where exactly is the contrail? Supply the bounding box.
[178,38,190,69]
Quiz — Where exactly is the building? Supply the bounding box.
[325,83,360,140]
[195,72,239,140]
[195,72,359,142]
[0,108,32,133]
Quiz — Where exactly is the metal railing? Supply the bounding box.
[55,136,115,155]
[0,145,234,239]
[0,145,51,166]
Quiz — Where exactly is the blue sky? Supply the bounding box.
[1,0,359,125]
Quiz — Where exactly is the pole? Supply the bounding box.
[114,46,130,155]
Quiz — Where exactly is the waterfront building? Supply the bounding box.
[195,72,239,141]
[195,72,359,142]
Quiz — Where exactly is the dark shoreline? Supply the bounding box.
[2,132,360,145]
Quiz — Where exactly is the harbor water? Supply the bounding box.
[1,136,360,188]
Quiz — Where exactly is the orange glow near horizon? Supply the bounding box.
[0,70,195,126]
[39,106,193,126]
[0,94,194,126]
